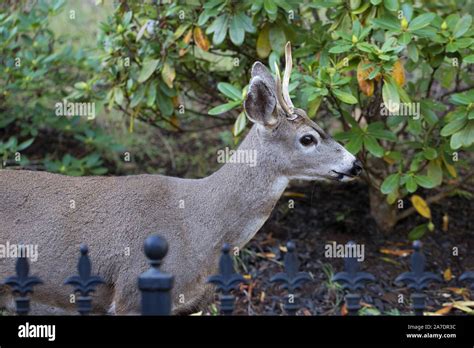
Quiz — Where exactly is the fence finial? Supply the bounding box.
[64,244,104,315]
[270,241,312,315]
[332,241,375,315]
[395,240,442,316]
[459,271,474,292]
[207,243,246,315]
[3,245,42,315]
[138,235,174,315]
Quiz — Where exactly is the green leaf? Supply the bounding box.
[255,25,270,58]
[427,160,443,186]
[130,86,145,108]
[218,83,242,101]
[440,118,467,136]
[269,25,286,55]
[156,90,174,116]
[382,79,400,113]
[383,0,398,11]
[408,224,427,241]
[208,100,241,115]
[453,15,472,38]
[406,176,418,193]
[414,175,436,188]
[420,100,438,125]
[408,13,436,31]
[146,83,157,107]
[229,15,245,45]
[345,133,364,154]
[209,15,229,45]
[381,173,400,194]
[401,3,413,21]
[450,121,474,149]
[329,44,353,53]
[332,89,358,104]
[17,138,34,151]
[173,24,190,40]
[450,92,473,105]
[114,87,124,106]
[264,0,277,15]
[464,54,474,64]
[233,112,247,136]
[236,13,255,33]
[423,147,438,160]
[197,11,211,26]
[161,61,175,88]
[398,32,412,45]
[407,42,418,63]
[74,82,88,90]
[367,127,397,141]
[371,16,400,31]
[364,135,384,157]
[138,59,159,83]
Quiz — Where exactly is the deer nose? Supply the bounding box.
[350,160,363,177]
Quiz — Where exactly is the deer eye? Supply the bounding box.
[299,135,316,146]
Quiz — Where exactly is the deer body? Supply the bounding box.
[0,126,289,314]
[0,43,360,314]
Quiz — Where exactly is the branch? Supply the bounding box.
[440,86,474,100]
[395,171,474,222]
[425,66,439,98]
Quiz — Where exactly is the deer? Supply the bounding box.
[0,42,361,315]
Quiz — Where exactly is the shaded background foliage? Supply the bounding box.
[0,0,473,238]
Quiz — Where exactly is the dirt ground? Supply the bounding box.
[206,181,474,316]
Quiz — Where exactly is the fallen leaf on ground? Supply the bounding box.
[435,305,453,315]
[379,257,402,266]
[256,252,276,259]
[444,267,453,281]
[446,287,470,298]
[341,303,348,316]
[442,213,449,232]
[283,191,306,198]
[443,301,474,313]
[380,248,413,257]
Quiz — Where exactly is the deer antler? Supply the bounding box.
[274,42,296,119]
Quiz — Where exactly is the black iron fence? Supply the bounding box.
[2,235,474,316]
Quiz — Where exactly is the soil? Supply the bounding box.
[206,181,474,316]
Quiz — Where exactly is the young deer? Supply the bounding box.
[0,43,361,314]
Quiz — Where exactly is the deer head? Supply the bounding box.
[244,42,362,182]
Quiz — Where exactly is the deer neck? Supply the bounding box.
[202,125,289,248]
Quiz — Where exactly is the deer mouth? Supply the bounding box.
[331,170,356,181]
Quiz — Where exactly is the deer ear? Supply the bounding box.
[244,76,278,127]
[251,61,276,94]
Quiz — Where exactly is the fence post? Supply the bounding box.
[459,271,474,294]
[270,241,312,315]
[3,245,42,315]
[207,243,246,315]
[332,241,375,316]
[395,240,442,316]
[64,244,104,315]
[138,235,174,315]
